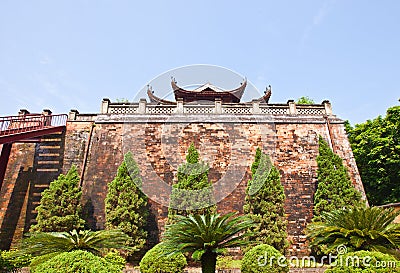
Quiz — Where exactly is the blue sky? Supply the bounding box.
[0,0,399,124]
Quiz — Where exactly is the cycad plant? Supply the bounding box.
[306,206,400,256]
[163,212,254,273]
[18,229,132,260]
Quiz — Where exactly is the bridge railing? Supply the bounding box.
[0,114,68,136]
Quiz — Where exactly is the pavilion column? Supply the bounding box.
[288,100,297,115]
[138,98,147,114]
[176,98,184,114]
[101,98,110,114]
[252,100,260,114]
[214,98,222,114]
[323,100,333,116]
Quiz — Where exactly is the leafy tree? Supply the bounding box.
[167,143,215,222]
[306,207,400,257]
[105,152,148,253]
[17,229,132,264]
[243,148,289,253]
[297,96,315,104]
[162,212,254,273]
[31,250,124,273]
[115,98,129,103]
[314,136,363,220]
[346,106,400,205]
[30,165,85,232]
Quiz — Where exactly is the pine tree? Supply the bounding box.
[243,148,289,253]
[168,143,216,222]
[314,136,363,220]
[30,165,85,232]
[105,152,148,253]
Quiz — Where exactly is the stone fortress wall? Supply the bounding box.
[0,99,366,256]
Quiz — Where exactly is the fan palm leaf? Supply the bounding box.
[306,207,400,256]
[162,212,254,273]
[17,229,132,259]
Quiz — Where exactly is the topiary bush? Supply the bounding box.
[139,243,187,273]
[325,251,400,273]
[241,244,289,273]
[31,250,123,273]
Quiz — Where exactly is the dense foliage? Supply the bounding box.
[139,243,187,273]
[105,152,148,253]
[297,96,315,104]
[168,143,215,222]
[103,250,126,270]
[18,229,132,262]
[30,165,85,232]
[314,136,363,220]
[306,207,400,256]
[0,250,31,273]
[241,244,288,273]
[346,105,400,205]
[325,251,400,273]
[244,148,288,253]
[216,256,242,269]
[31,250,124,273]
[163,212,254,273]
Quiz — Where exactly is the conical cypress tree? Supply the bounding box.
[30,165,85,232]
[168,143,216,222]
[105,152,148,253]
[313,136,363,220]
[243,148,289,253]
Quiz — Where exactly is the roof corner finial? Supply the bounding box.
[171,76,177,84]
[265,85,272,94]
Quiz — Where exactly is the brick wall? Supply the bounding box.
[0,131,65,249]
[0,115,365,255]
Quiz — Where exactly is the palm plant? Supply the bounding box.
[162,212,254,273]
[306,206,400,256]
[18,229,132,259]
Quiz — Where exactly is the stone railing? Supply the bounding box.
[99,98,332,116]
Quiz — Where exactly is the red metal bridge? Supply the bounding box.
[0,113,68,188]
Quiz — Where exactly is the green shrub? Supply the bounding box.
[0,250,31,273]
[103,250,126,270]
[139,243,187,273]
[325,251,400,273]
[241,244,289,273]
[31,250,123,273]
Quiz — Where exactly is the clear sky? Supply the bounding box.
[0,0,399,124]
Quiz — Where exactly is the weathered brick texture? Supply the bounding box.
[0,113,365,255]
[0,132,65,249]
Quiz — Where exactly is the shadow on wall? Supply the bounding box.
[82,198,97,230]
[0,167,32,250]
[0,131,66,249]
